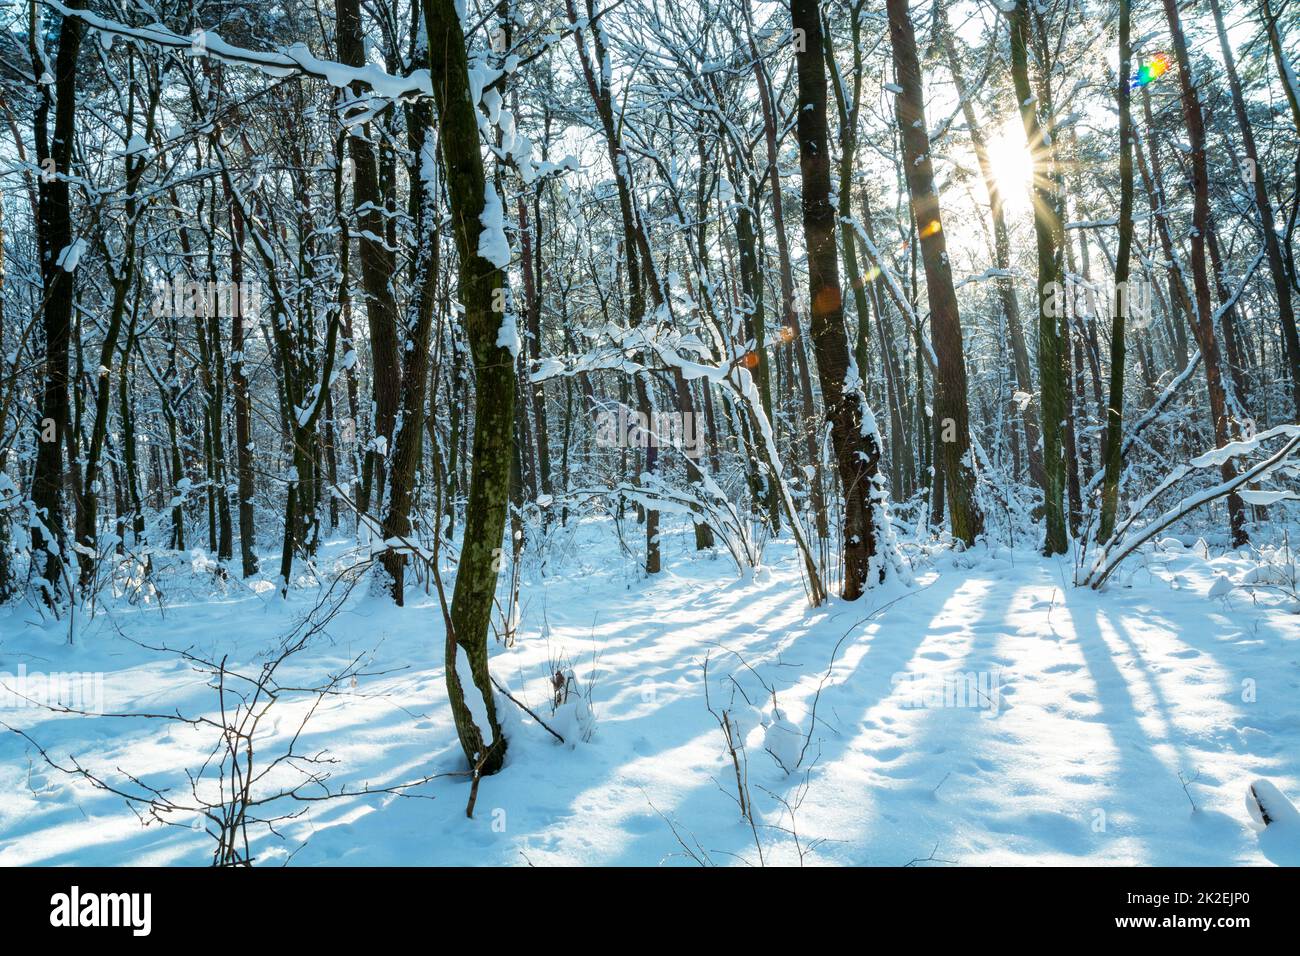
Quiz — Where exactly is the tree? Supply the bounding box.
[225,165,259,578]
[886,0,983,546]
[1207,0,1300,421]
[1097,0,1136,543]
[937,8,1044,492]
[1009,0,1068,555]
[791,0,892,598]
[335,0,401,520]
[424,0,511,774]
[565,0,662,575]
[379,14,442,602]
[30,1,87,602]
[1161,0,1248,547]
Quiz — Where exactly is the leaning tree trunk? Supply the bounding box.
[887,0,984,546]
[76,146,145,587]
[791,0,890,600]
[424,0,510,775]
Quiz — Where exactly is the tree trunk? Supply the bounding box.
[1009,1,1067,554]
[425,0,510,774]
[380,93,441,602]
[228,199,259,576]
[31,1,87,602]
[336,0,401,519]
[792,0,891,599]
[747,0,829,540]
[887,0,984,546]
[1208,0,1300,420]
[1161,0,1248,547]
[939,10,1044,491]
[1098,0,1135,542]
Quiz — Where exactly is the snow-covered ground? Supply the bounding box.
[1,519,1297,866]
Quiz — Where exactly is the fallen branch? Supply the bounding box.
[1083,426,1300,588]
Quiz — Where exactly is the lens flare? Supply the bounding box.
[1130,53,1171,90]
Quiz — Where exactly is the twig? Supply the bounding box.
[490,674,565,744]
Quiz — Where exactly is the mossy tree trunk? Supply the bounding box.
[424,0,511,774]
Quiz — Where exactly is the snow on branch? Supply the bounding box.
[41,0,433,100]
[1081,425,1300,589]
[532,321,832,603]
[1081,350,1204,502]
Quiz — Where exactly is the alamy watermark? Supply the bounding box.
[1,664,105,714]
[151,276,262,319]
[50,886,151,936]
[594,407,706,459]
[1043,277,1151,323]
[891,668,1004,718]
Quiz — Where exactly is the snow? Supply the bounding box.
[2,520,1297,866]
[495,311,521,360]
[477,182,511,269]
[1246,780,1298,829]
[55,239,88,272]
[1192,424,1299,468]
[1246,780,1300,865]
[762,708,803,774]
[1208,574,1235,600]
[468,66,504,112]
[120,134,150,157]
[43,1,435,101]
[1278,45,1300,111]
[452,652,493,759]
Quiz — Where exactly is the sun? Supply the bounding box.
[984,122,1036,202]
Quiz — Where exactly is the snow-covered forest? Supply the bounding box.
[0,0,1297,868]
